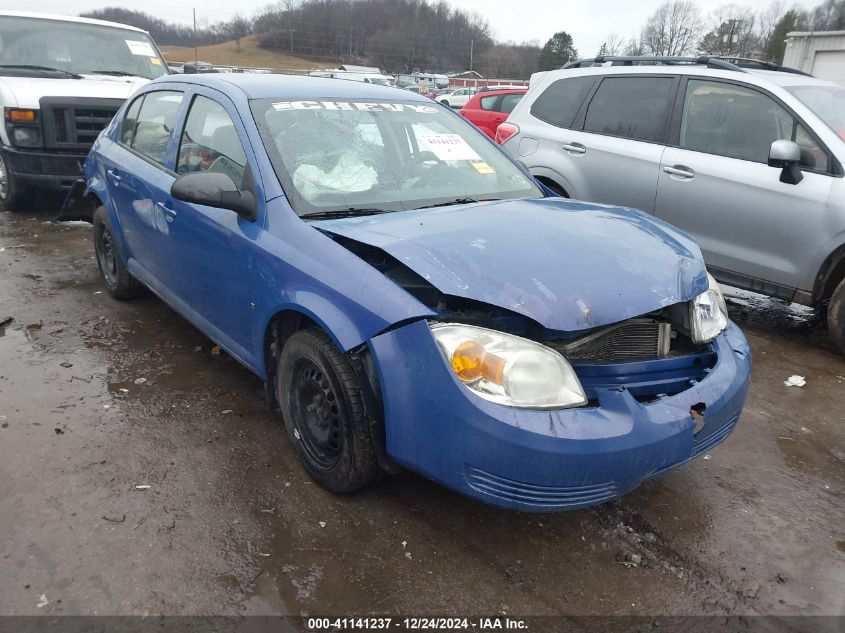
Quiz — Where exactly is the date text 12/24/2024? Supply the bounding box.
[306,618,529,630]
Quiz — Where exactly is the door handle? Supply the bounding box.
[562,143,587,155]
[106,169,122,184]
[663,165,695,180]
[156,201,177,221]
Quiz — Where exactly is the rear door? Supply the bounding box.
[654,78,836,295]
[519,74,675,211]
[104,89,184,285]
[470,94,505,138]
[563,75,675,212]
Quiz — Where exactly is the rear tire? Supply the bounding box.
[277,327,382,493]
[93,206,145,300]
[0,151,33,212]
[827,277,845,354]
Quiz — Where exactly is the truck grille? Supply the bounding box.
[40,97,124,151]
[546,318,673,363]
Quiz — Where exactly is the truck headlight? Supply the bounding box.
[690,274,728,344]
[12,126,41,147]
[430,323,587,409]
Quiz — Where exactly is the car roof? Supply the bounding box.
[154,73,432,101]
[539,64,837,90]
[0,11,148,33]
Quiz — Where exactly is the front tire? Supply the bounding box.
[277,328,381,493]
[0,151,33,212]
[93,206,145,300]
[827,277,845,354]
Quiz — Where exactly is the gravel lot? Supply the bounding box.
[0,207,843,625]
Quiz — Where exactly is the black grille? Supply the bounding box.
[40,97,124,151]
[53,110,68,143]
[546,318,672,363]
[73,107,118,145]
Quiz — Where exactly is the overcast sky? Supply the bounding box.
[24,0,821,56]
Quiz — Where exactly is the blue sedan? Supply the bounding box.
[77,74,751,510]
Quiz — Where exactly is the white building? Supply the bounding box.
[783,31,845,85]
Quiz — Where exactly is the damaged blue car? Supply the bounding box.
[77,74,751,510]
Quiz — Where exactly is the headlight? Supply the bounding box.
[12,126,41,147]
[430,323,587,409]
[690,274,728,344]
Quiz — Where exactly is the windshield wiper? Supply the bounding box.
[0,64,82,79]
[414,197,500,209]
[89,70,138,77]
[301,207,396,220]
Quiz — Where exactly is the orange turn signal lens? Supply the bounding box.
[6,108,37,122]
[451,340,506,385]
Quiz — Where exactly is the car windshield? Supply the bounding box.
[787,84,845,141]
[368,77,391,86]
[0,16,168,80]
[250,98,541,215]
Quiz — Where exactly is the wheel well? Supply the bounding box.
[535,176,569,197]
[814,244,845,307]
[263,310,317,410]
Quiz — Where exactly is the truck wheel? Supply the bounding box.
[828,277,845,354]
[93,206,145,300]
[0,152,33,212]
[277,327,381,493]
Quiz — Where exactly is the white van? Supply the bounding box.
[0,11,169,211]
[308,69,394,86]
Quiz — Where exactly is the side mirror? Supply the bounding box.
[768,140,803,185]
[171,172,257,220]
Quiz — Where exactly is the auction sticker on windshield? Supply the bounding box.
[418,133,480,161]
[126,40,156,56]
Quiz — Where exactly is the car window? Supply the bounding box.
[499,93,523,114]
[584,77,673,143]
[121,94,144,146]
[177,95,248,188]
[680,80,828,171]
[480,95,499,111]
[129,91,183,167]
[530,76,596,129]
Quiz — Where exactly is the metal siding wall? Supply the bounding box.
[784,33,845,78]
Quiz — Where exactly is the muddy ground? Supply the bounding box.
[0,206,843,626]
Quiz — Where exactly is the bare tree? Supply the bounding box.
[605,33,624,55]
[699,4,757,56]
[624,34,646,55]
[642,0,704,56]
[757,0,786,53]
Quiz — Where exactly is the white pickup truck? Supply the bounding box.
[0,11,169,211]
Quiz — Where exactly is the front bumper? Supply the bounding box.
[369,319,751,511]
[2,146,86,190]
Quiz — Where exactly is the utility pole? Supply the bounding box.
[290,29,295,53]
[193,8,197,63]
[469,39,473,72]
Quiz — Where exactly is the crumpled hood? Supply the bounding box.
[0,76,148,109]
[314,198,709,332]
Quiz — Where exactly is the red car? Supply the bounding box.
[459,88,527,139]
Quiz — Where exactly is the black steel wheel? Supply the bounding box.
[93,206,145,300]
[277,327,381,492]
